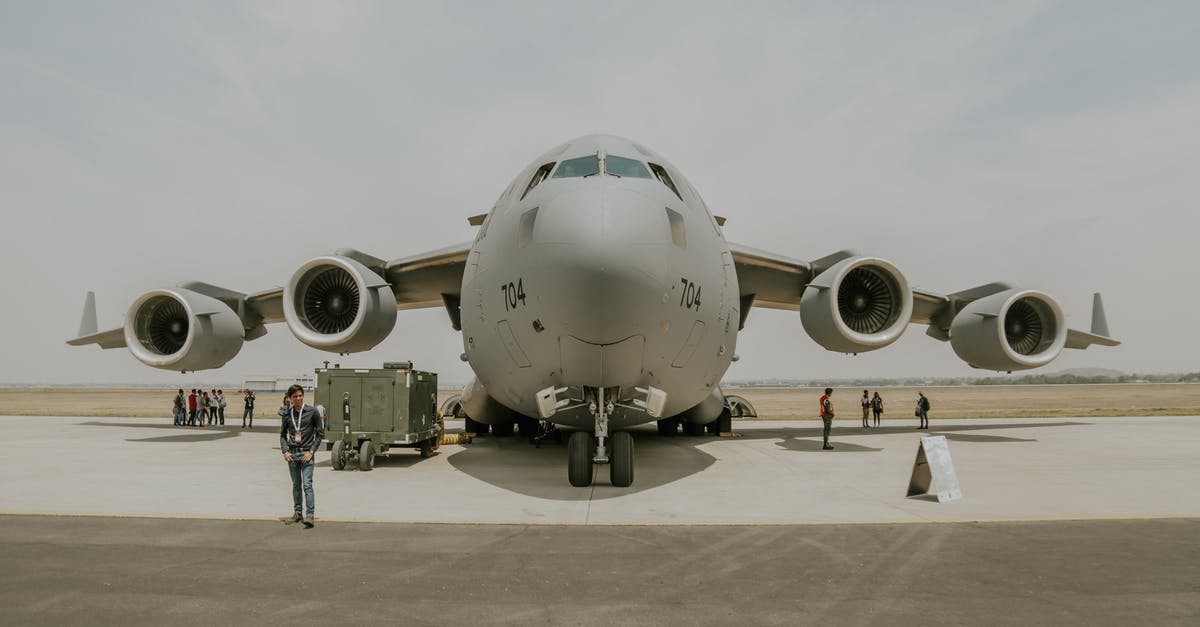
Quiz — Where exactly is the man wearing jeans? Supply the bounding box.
[280,384,323,528]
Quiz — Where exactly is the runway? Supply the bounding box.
[3,414,1198,624]
[2,515,1197,626]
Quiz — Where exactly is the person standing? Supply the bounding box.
[280,384,323,528]
[217,390,226,426]
[916,391,930,429]
[871,392,883,427]
[861,390,871,428]
[187,389,198,426]
[173,389,185,426]
[242,390,255,429]
[202,391,212,425]
[818,387,835,450]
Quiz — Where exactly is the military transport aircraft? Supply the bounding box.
[68,134,1118,487]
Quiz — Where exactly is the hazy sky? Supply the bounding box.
[1,1,1197,386]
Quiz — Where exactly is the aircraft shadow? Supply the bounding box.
[79,421,276,443]
[775,438,882,453]
[728,420,1083,444]
[126,430,240,443]
[446,425,715,500]
[445,420,1083,498]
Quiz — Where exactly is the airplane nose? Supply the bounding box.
[533,187,668,344]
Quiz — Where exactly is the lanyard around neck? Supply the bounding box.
[290,405,304,432]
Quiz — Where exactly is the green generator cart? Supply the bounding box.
[314,362,442,471]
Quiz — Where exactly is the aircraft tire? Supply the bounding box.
[359,440,375,471]
[567,431,592,487]
[683,421,706,436]
[716,407,732,435]
[331,440,346,470]
[464,417,489,435]
[492,420,515,437]
[656,418,677,436]
[610,431,634,487]
[419,438,434,458]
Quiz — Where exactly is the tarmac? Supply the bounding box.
[2,414,1198,624]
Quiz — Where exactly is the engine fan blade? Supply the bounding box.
[838,267,896,334]
[1005,299,1045,355]
[302,268,361,334]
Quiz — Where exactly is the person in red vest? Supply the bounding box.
[187,389,198,426]
[818,388,835,450]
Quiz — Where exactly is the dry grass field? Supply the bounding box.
[0,383,1197,419]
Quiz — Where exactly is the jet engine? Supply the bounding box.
[800,257,912,353]
[124,288,244,371]
[950,289,1066,371]
[284,255,397,353]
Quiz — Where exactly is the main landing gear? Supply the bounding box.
[566,386,634,488]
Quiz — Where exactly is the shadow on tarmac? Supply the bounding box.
[444,420,1084,499]
[446,424,716,500]
[79,421,276,443]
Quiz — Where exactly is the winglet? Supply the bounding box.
[1064,292,1119,349]
[77,291,98,338]
[1091,293,1110,337]
[67,292,127,349]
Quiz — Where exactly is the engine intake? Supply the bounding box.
[800,257,912,353]
[124,288,244,371]
[284,256,397,353]
[950,289,1066,371]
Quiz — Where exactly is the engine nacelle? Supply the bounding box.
[800,257,913,353]
[950,289,1066,371]
[284,256,397,353]
[124,288,244,371]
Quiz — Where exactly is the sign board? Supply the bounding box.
[907,435,962,502]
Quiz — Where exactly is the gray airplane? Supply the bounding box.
[68,134,1119,487]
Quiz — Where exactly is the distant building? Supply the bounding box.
[243,374,315,392]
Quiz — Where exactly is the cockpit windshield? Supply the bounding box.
[604,155,652,179]
[552,155,600,178]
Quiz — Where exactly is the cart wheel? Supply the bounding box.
[419,438,434,458]
[358,440,375,471]
[331,440,346,471]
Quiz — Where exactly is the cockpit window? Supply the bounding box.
[648,163,682,200]
[552,155,600,178]
[521,162,555,200]
[604,155,652,179]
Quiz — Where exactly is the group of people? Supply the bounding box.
[817,388,933,450]
[171,389,258,428]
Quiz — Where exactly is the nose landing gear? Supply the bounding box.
[566,386,635,488]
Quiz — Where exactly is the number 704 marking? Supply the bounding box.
[501,278,526,311]
[679,277,701,311]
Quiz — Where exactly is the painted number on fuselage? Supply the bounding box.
[501,278,527,311]
[679,277,702,311]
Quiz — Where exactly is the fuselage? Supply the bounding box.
[459,135,738,428]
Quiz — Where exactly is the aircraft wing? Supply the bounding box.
[67,241,474,352]
[383,241,472,311]
[727,243,812,312]
[728,242,1118,350]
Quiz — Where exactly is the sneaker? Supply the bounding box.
[822,444,834,450]
[302,517,315,529]
[287,512,302,524]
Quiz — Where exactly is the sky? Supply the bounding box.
[0,1,1197,386]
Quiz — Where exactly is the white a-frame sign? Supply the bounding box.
[907,435,962,502]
